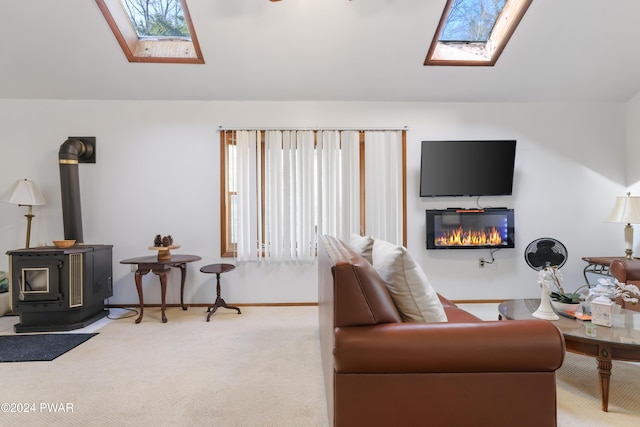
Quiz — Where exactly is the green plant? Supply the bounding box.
[550,289,585,304]
[545,266,588,303]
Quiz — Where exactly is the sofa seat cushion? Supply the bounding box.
[372,239,447,323]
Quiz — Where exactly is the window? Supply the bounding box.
[424,0,532,66]
[95,0,204,64]
[220,130,407,260]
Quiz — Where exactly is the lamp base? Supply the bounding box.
[624,223,634,260]
[24,210,35,249]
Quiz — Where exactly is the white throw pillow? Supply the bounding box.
[350,234,374,264]
[372,239,447,323]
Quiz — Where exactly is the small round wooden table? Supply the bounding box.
[200,263,241,321]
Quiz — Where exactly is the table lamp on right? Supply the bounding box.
[606,192,640,259]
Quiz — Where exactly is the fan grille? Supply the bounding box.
[525,238,567,271]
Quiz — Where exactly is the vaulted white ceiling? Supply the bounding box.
[2,0,640,102]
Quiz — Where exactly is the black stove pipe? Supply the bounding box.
[59,138,95,243]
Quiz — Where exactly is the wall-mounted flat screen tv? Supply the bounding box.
[419,140,516,197]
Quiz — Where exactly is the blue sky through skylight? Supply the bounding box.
[441,0,507,42]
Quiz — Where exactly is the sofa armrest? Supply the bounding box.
[610,259,640,283]
[334,320,565,374]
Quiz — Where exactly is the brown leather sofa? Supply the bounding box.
[318,235,566,427]
[610,258,640,284]
[609,259,640,311]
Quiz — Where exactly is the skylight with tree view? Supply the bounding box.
[120,0,190,39]
[95,0,204,63]
[425,0,532,66]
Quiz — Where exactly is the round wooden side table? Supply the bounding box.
[200,263,241,321]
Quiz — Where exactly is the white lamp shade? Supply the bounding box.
[606,193,640,224]
[1,179,46,206]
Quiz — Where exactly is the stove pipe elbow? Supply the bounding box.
[59,138,95,243]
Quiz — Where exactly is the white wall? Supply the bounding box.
[627,92,640,194]
[0,100,628,305]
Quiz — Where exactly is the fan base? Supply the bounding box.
[532,297,559,321]
[532,308,559,321]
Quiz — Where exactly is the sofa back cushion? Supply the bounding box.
[320,235,402,327]
[349,234,374,264]
[372,239,447,323]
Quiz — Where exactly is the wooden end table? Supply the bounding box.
[120,254,201,323]
[200,263,241,321]
[499,299,640,412]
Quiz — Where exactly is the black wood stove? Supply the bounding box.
[7,245,112,332]
[6,137,113,333]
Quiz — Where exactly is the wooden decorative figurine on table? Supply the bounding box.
[149,234,179,261]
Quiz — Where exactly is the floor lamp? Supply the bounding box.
[1,179,46,248]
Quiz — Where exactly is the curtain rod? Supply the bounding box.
[218,126,408,132]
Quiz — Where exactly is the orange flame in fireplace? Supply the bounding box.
[435,226,503,247]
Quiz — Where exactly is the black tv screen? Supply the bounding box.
[419,140,516,197]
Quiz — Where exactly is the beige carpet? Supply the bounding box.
[556,352,640,427]
[0,306,638,427]
[0,307,327,427]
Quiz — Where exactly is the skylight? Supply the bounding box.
[425,0,532,66]
[96,0,204,64]
[122,0,190,39]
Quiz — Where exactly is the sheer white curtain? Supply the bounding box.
[317,130,360,242]
[232,129,403,263]
[235,131,262,262]
[263,130,316,263]
[364,131,404,245]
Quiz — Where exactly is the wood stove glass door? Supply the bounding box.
[22,268,49,293]
[14,258,62,303]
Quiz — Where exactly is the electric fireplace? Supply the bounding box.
[426,208,515,250]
